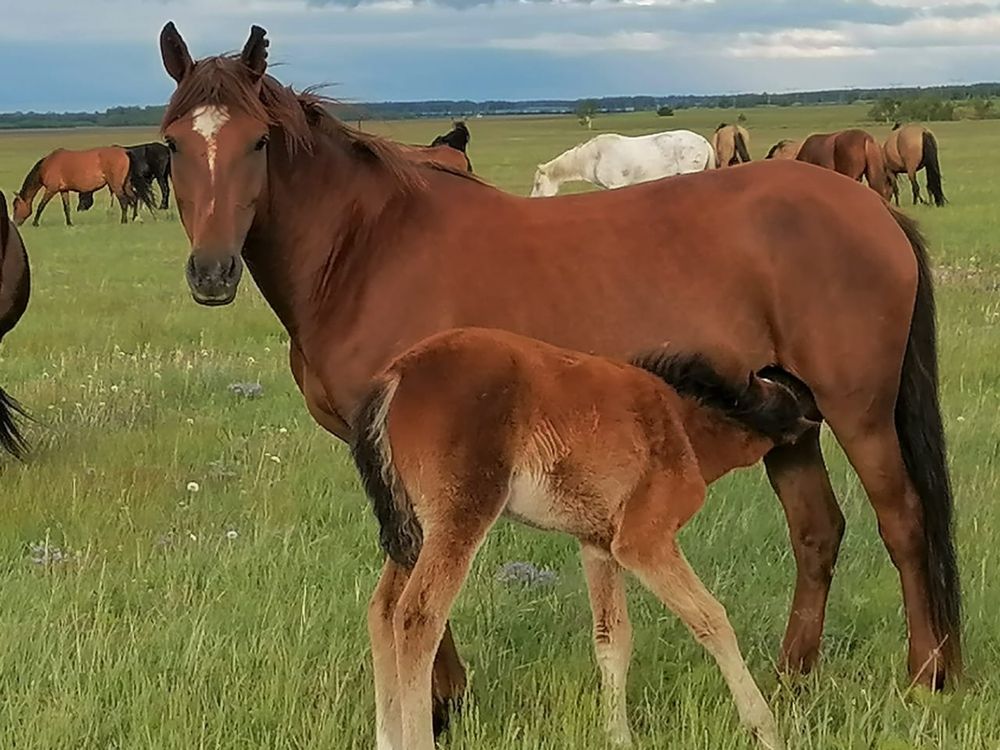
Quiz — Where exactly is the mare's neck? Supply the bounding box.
[241,126,412,355]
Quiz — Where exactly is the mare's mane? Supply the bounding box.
[162,55,481,191]
[17,158,45,199]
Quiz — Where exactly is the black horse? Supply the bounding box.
[78,142,171,214]
[430,121,472,172]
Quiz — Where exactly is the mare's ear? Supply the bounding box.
[241,25,269,82]
[160,22,194,84]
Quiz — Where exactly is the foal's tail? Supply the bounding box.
[126,152,157,212]
[0,387,30,461]
[630,351,814,444]
[350,375,423,568]
[891,206,961,680]
[922,131,947,207]
[734,130,751,163]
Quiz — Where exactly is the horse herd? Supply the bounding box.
[0,21,965,750]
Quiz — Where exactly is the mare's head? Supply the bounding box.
[10,196,31,227]
[529,165,558,197]
[160,22,297,306]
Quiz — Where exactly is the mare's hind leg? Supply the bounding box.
[581,543,633,746]
[395,518,495,750]
[764,427,845,675]
[824,406,950,688]
[908,170,925,205]
[369,559,410,750]
[158,176,170,210]
[612,471,783,750]
[60,192,72,226]
[115,192,130,224]
[32,189,56,226]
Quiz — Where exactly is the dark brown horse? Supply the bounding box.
[356,328,809,749]
[399,122,472,173]
[12,147,154,226]
[796,129,894,200]
[159,22,960,730]
[0,191,31,459]
[884,123,946,207]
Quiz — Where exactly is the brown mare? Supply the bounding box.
[0,192,31,459]
[795,129,894,200]
[884,123,946,207]
[355,327,817,749]
[160,22,960,732]
[12,147,153,226]
[713,123,751,167]
[764,139,801,160]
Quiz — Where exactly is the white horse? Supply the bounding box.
[530,130,716,197]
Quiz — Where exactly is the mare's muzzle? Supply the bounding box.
[186,253,243,306]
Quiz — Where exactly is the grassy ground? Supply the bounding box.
[0,105,998,749]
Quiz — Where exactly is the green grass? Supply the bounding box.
[1,105,998,749]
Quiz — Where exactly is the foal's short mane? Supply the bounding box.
[162,55,481,191]
[630,351,811,444]
[17,158,45,199]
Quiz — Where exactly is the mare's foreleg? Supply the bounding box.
[581,543,633,746]
[60,192,72,226]
[32,189,56,227]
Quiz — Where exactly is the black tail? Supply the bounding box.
[891,206,961,677]
[126,153,157,212]
[764,140,785,160]
[630,351,814,444]
[350,377,423,568]
[922,131,946,207]
[733,131,751,163]
[77,191,95,212]
[0,387,29,461]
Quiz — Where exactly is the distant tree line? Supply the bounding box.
[4,83,1000,130]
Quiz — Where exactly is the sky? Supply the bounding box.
[2,0,1000,111]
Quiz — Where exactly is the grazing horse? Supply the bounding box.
[713,123,751,167]
[429,121,473,172]
[884,123,946,207]
[355,327,811,750]
[12,147,154,226]
[160,22,960,732]
[79,142,173,214]
[398,142,471,173]
[795,129,893,200]
[764,139,801,160]
[530,130,715,196]
[0,192,31,460]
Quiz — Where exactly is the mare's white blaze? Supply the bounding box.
[191,105,229,213]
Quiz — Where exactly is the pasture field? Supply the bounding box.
[1,104,999,749]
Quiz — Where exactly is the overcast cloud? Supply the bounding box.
[1,0,998,111]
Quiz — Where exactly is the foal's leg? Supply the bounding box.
[369,559,410,750]
[764,427,845,675]
[581,543,633,746]
[612,472,782,750]
[395,525,487,750]
[32,189,56,227]
[60,192,72,226]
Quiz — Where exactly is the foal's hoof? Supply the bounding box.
[432,696,462,738]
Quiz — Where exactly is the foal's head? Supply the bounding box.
[159,22,280,306]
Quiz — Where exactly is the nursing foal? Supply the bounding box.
[353,328,820,750]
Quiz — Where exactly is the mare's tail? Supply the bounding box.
[126,153,157,212]
[350,376,422,568]
[0,387,29,460]
[630,351,814,444]
[890,206,961,680]
[734,131,751,163]
[922,131,947,207]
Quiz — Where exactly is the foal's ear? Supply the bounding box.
[160,22,194,84]
[241,25,269,82]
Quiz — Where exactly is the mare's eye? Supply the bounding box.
[254,136,269,152]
